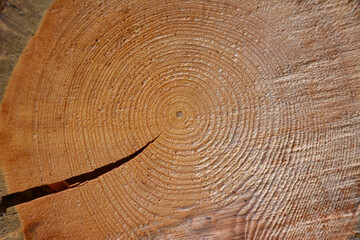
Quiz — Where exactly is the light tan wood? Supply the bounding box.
[0,0,359,239]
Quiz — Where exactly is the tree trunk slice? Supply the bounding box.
[0,0,360,239]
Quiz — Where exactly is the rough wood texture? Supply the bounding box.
[0,0,52,239]
[0,0,53,101]
[0,0,360,239]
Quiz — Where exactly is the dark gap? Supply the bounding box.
[0,137,158,215]
[0,0,7,11]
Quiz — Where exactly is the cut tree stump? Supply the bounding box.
[0,0,360,239]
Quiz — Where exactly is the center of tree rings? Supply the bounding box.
[176,111,183,118]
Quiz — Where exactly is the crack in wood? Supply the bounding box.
[0,136,159,215]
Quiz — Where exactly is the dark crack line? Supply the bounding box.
[0,136,158,215]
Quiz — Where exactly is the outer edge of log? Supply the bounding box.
[0,0,53,239]
[0,0,53,102]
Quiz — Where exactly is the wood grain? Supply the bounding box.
[0,0,359,239]
[0,1,52,239]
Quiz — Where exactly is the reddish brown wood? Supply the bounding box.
[0,0,359,239]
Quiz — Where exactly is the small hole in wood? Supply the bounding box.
[176,111,183,117]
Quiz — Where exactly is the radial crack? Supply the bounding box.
[0,136,158,214]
